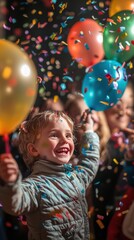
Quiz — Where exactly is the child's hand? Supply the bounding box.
[0,153,19,183]
[80,109,94,132]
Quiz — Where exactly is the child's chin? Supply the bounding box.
[57,158,70,164]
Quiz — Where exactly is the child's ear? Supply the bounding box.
[27,143,39,157]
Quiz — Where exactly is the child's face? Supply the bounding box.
[33,117,74,165]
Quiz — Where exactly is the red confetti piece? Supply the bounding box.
[55,213,63,219]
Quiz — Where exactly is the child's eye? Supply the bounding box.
[66,133,73,139]
[126,106,133,110]
[49,133,57,138]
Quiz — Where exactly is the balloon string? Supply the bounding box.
[3,134,10,153]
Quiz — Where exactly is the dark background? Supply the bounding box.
[0,1,134,239]
[1,0,134,107]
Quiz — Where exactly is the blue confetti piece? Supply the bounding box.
[60,83,66,90]
[63,76,73,82]
[84,43,90,50]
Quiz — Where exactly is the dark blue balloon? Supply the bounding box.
[81,60,128,111]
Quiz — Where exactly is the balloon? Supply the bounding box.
[67,19,104,67]
[0,39,38,135]
[109,0,134,17]
[81,60,128,111]
[103,10,134,63]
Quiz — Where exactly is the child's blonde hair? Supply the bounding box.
[19,110,74,169]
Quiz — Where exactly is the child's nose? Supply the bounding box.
[60,135,68,143]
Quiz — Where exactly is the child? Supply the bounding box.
[65,93,110,240]
[0,110,100,240]
[65,92,110,160]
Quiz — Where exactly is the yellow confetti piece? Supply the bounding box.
[96,219,104,229]
[2,67,12,79]
[50,33,56,40]
[48,12,54,17]
[54,95,59,103]
[38,11,43,15]
[32,19,37,25]
[124,173,128,179]
[99,2,104,8]
[128,61,133,68]
[52,4,55,10]
[100,101,109,106]
[113,158,119,165]
[29,19,37,28]
[47,71,54,78]
[16,39,20,45]
[120,32,128,39]
[86,0,91,5]
[97,78,102,81]
[59,3,68,14]
[59,27,63,34]
[61,41,68,46]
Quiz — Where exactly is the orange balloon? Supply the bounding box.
[109,0,134,16]
[0,39,38,135]
[67,19,104,67]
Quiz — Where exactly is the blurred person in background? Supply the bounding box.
[92,81,134,240]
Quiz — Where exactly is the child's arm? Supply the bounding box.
[75,110,100,187]
[0,153,38,216]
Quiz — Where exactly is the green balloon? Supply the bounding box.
[103,10,134,63]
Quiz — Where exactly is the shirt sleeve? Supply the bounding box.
[0,173,39,216]
[74,131,100,189]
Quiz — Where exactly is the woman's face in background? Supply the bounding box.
[104,86,134,132]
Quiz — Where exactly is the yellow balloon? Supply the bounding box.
[109,0,134,16]
[0,39,38,135]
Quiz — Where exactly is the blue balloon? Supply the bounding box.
[81,60,128,111]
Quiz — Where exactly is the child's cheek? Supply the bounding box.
[41,141,49,148]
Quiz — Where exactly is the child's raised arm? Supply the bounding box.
[74,109,100,188]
